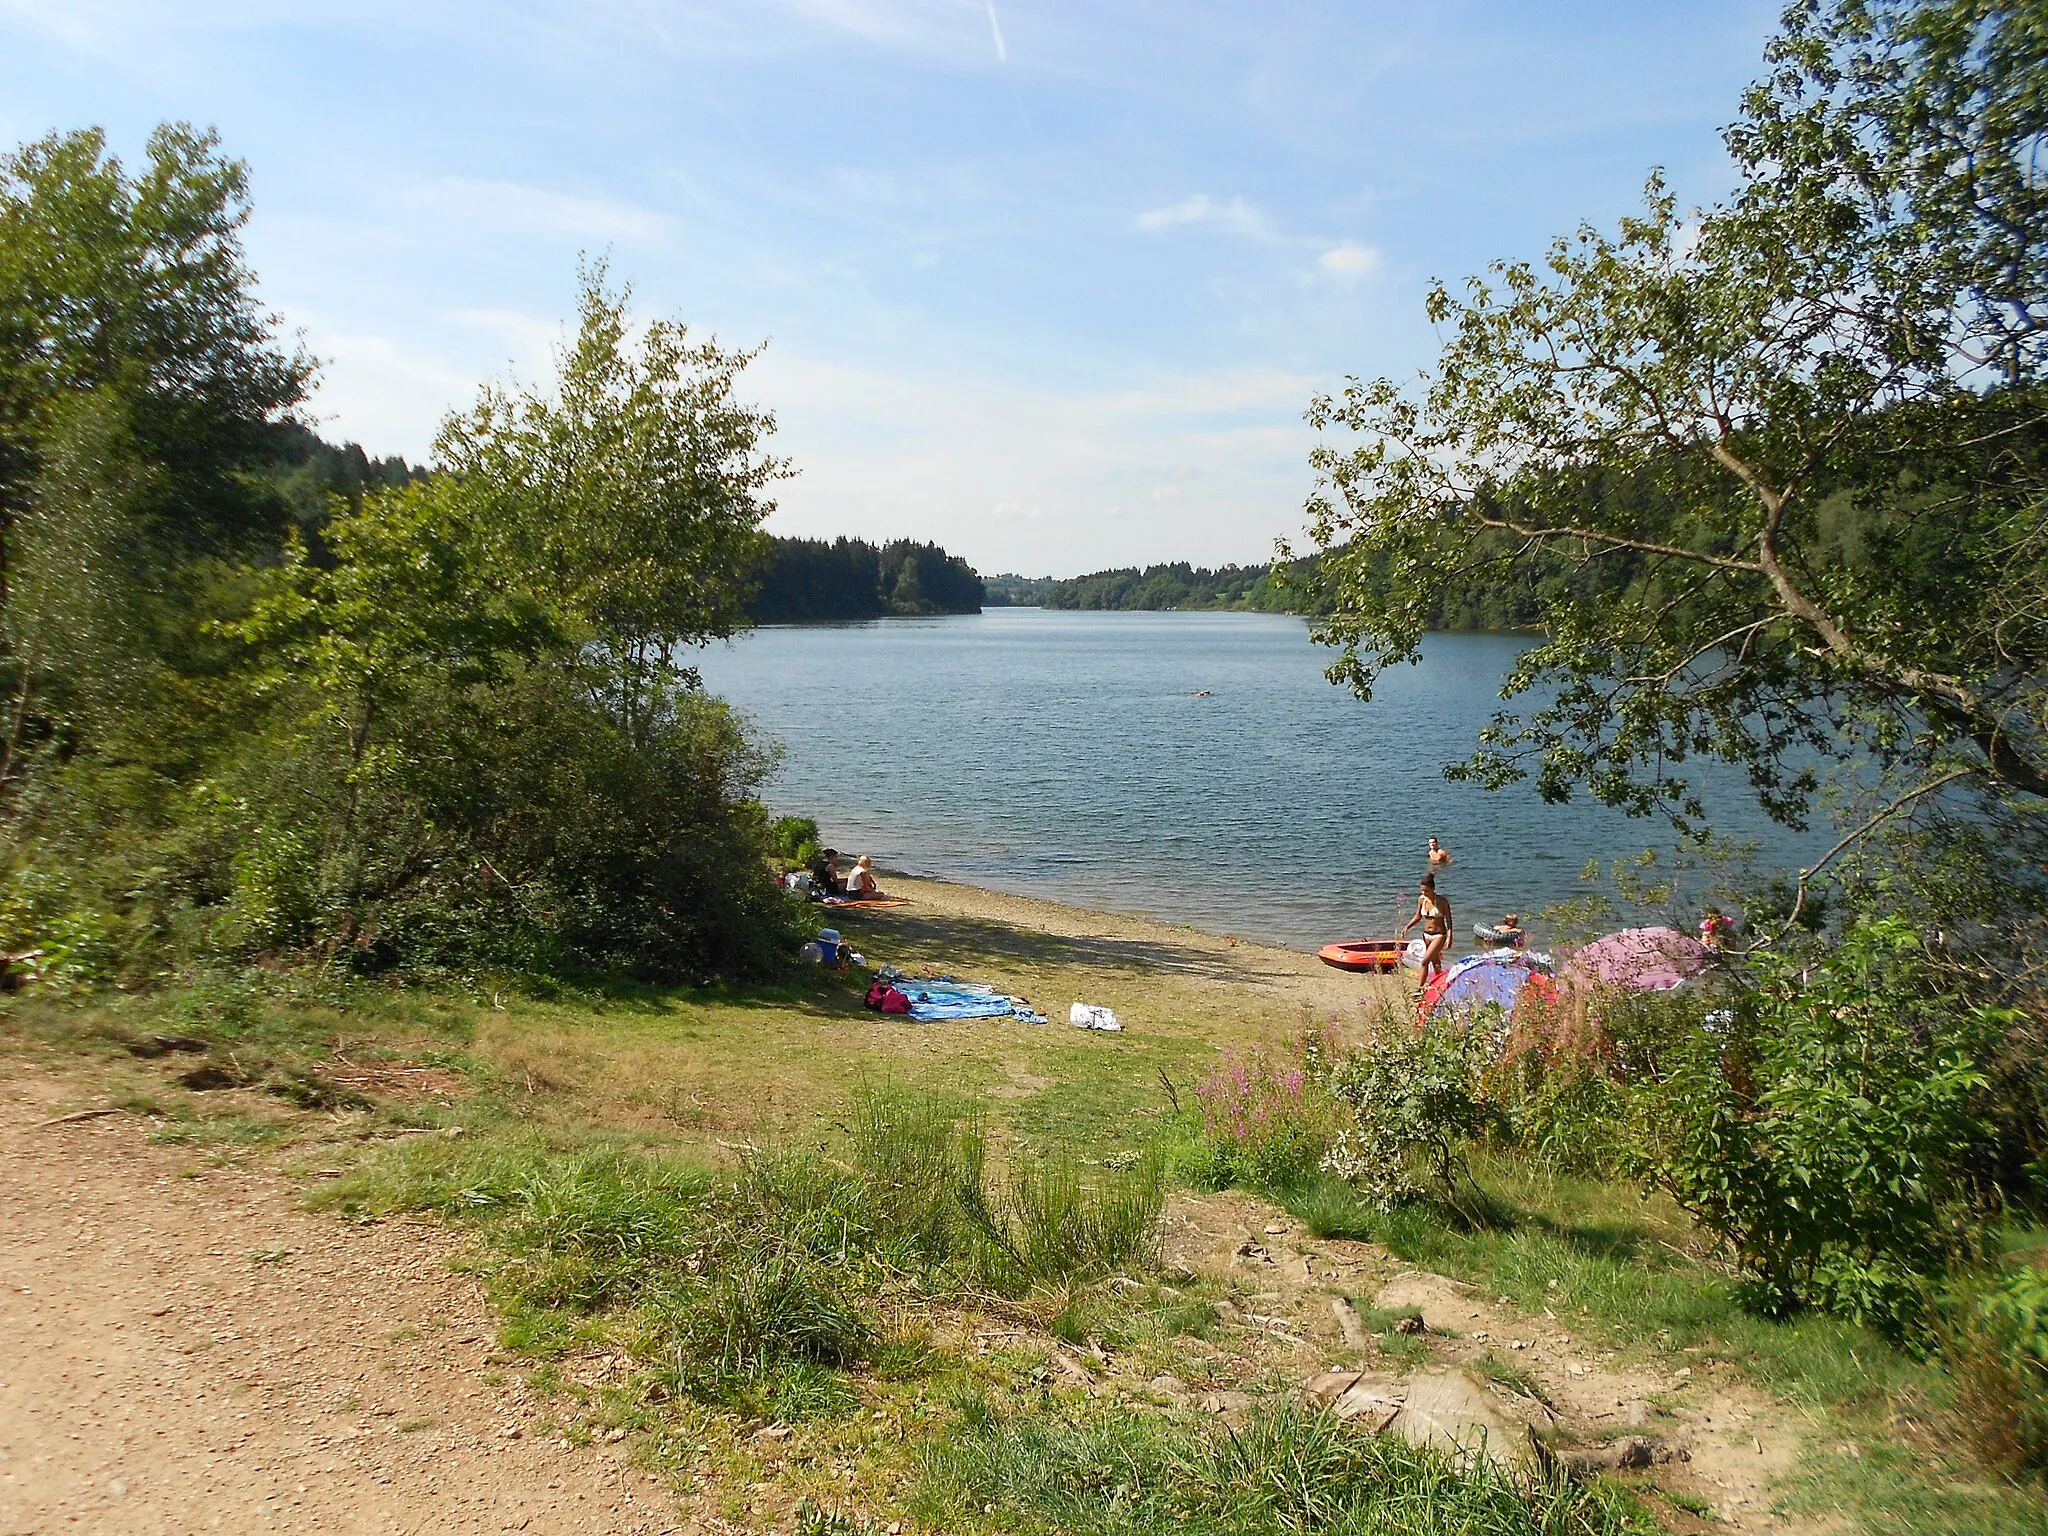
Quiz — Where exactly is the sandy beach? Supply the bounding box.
[882,871,1408,1015]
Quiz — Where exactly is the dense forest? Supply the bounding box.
[745,535,984,622]
[990,551,1582,630]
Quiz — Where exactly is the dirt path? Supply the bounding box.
[0,1073,683,1536]
[1158,1191,1817,1532]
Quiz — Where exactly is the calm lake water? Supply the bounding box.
[696,608,1821,950]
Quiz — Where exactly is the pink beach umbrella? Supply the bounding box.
[1567,926,1710,993]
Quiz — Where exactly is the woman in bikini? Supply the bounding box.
[1399,873,1454,983]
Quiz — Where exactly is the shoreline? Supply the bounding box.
[871,869,1410,1014]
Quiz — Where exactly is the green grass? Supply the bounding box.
[915,1394,1652,1536]
[1268,1158,2048,1536]
[14,895,2048,1536]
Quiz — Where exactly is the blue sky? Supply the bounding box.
[1,1,1781,576]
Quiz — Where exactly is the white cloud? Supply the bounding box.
[409,177,673,245]
[1135,194,1274,240]
[1318,241,1379,279]
[295,326,480,462]
[748,351,1319,576]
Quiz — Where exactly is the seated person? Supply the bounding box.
[843,855,880,898]
[808,847,843,897]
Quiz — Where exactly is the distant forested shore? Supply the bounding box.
[744,535,985,622]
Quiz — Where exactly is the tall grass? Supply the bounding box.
[316,1085,1166,1414]
[916,1397,1649,1536]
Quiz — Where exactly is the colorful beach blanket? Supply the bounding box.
[877,971,1047,1024]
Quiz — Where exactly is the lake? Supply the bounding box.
[695,608,1820,950]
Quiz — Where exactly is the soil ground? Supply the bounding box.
[0,1076,678,1536]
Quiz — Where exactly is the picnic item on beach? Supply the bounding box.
[801,927,862,966]
[1070,1002,1122,1032]
[867,968,1047,1024]
[1317,938,1405,973]
[1566,926,1710,993]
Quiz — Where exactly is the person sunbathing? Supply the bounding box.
[808,847,844,897]
[843,855,881,898]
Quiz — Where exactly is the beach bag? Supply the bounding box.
[880,986,911,1015]
[864,980,890,1010]
[1069,1002,1122,1032]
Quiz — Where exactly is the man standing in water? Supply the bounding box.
[1399,873,1454,983]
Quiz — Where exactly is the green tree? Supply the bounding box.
[433,263,785,743]
[0,124,311,577]
[0,123,311,794]
[1298,0,2048,840]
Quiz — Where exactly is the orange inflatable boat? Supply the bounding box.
[1316,938,1405,973]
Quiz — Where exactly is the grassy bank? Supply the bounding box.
[3,881,2044,1535]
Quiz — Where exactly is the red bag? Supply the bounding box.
[864,980,889,1010]
[879,986,911,1015]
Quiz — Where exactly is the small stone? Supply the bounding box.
[1264,1222,1289,1236]
[1509,1339,1528,1350]
[1615,1437,1655,1470]
[1212,1299,1244,1324]
[605,1428,626,1442]
[1147,1374,1189,1398]
[756,1424,791,1440]
[1674,1367,1692,1382]
[500,1426,522,1439]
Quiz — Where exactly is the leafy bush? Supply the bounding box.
[1627,918,2009,1332]
[771,815,821,865]
[1323,1009,1492,1210]
[1191,1032,1344,1190]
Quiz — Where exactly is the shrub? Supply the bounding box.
[1627,918,2009,1333]
[1323,1009,1492,1210]
[771,815,821,865]
[1192,1031,1345,1190]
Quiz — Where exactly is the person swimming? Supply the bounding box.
[1427,836,1454,870]
[1476,912,1527,949]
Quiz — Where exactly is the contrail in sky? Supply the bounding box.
[985,0,1008,64]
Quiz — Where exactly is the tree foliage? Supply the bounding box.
[1299,0,2048,835]
[0,124,310,565]
[0,127,807,983]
